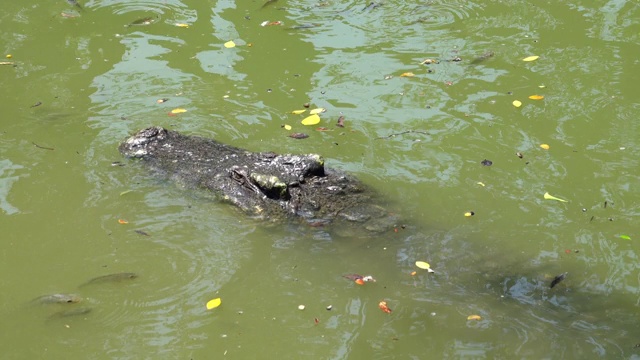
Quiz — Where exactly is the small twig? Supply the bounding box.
[376,130,430,140]
[32,142,54,150]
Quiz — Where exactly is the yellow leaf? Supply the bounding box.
[512,100,522,108]
[291,110,306,115]
[224,41,236,48]
[522,55,539,62]
[476,182,485,187]
[528,95,544,100]
[543,192,568,202]
[415,261,431,270]
[540,143,550,150]
[175,23,189,28]
[309,108,325,115]
[467,315,482,321]
[400,72,415,77]
[301,114,321,126]
[284,124,292,130]
[170,108,187,114]
[538,85,546,89]
[206,298,222,310]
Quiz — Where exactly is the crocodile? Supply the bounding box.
[119,126,399,235]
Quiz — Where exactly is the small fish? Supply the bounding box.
[67,0,83,11]
[343,274,363,281]
[550,272,568,289]
[470,51,494,65]
[48,307,92,320]
[125,16,157,27]
[135,229,150,236]
[80,272,138,287]
[32,293,82,304]
[261,0,278,9]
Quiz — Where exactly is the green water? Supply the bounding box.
[1,0,640,358]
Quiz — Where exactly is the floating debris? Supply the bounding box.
[550,272,568,288]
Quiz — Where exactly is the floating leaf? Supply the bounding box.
[400,72,415,77]
[224,40,236,48]
[309,108,325,115]
[544,192,568,202]
[119,190,133,196]
[467,315,482,321]
[415,261,435,272]
[283,124,292,130]
[410,271,417,276]
[118,219,128,224]
[538,85,546,88]
[301,114,321,125]
[175,23,189,28]
[619,235,631,240]
[170,108,187,114]
[540,143,550,150]
[522,55,539,62]
[476,182,485,187]
[528,95,544,100]
[206,297,221,310]
[378,301,392,314]
[291,110,306,115]
[512,100,522,108]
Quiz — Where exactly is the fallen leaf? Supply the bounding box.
[119,190,133,196]
[170,108,187,114]
[206,297,222,310]
[400,72,415,77]
[529,95,544,100]
[309,108,326,115]
[544,192,568,202]
[378,301,392,314]
[467,315,482,321]
[477,182,485,187]
[410,271,417,276]
[301,114,321,125]
[224,41,236,48]
[512,100,522,108]
[291,110,306,115]
[522,55,539,62]
[619,235,631,240]
[175,23,189,28]
[540,143,550,150]
[416,261,436,273]
[118,219,128,224]
[283,124,292,130]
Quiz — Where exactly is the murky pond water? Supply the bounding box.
[2,0,640,358]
